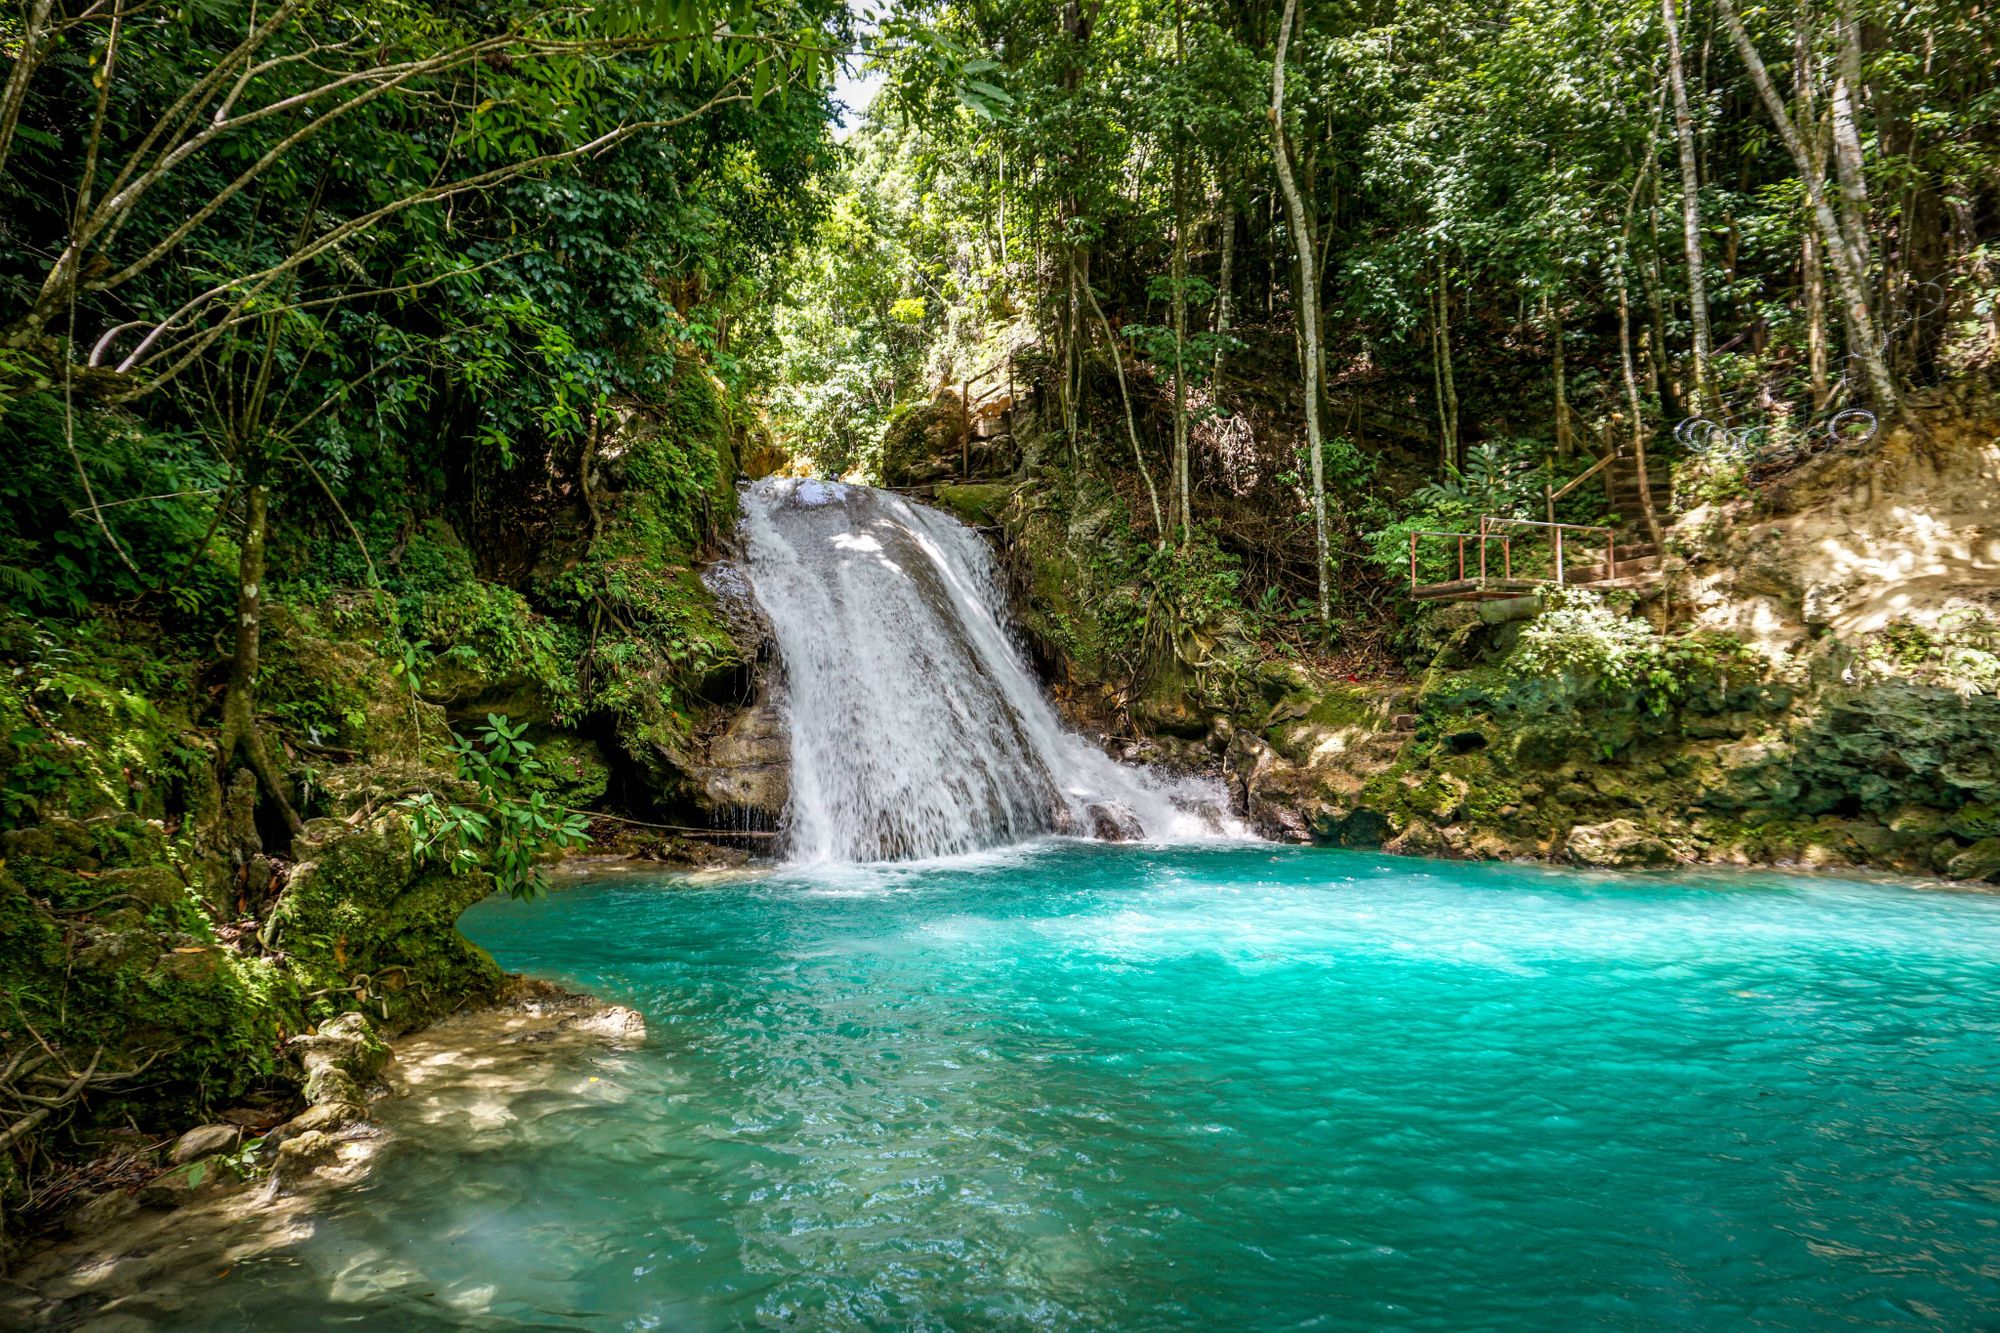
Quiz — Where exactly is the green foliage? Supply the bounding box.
[1856,612,2000,696]
[400,715,591,899]
[1511,588,1756,716]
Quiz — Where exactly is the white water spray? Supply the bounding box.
[738,478,1236,862]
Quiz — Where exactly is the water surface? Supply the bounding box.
[190,845,2000,1327]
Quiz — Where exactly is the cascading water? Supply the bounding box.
[738,477,1236,862]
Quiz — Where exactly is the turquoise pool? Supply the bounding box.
[184,844,2000,1327]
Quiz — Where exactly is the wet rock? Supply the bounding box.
[1945,838,2000,883]
[556,1006,648,1045]
[275,1101,369,1141]
[1086,801,1144,842]
[1564,819,1677,869]
[291,1011,393,1108]
[1310,807,1391,849]
[170,1124,239,1165]
[61,1187,140,1236]
[137,1158,228,1209]
[697,691,790,824]
[272,1131,338,1184]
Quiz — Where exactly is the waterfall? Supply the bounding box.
[738,478,1236,863]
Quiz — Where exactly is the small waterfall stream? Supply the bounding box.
[738,478,1234,862]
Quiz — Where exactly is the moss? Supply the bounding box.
[880,397,965,486]
[523,733,611,807]
[272,815,504,1033]
[406,582,579,725]
[933,482,1016,527]
[601,369,735,567]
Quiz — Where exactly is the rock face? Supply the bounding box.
[697,690,791,826]
[1564,820,1678,869]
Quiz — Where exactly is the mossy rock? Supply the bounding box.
[524,734,612,808]
[271,815,504,1032]
[881,397,967,487]
[931,482,1016,528]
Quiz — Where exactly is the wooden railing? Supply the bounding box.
[1408,517,1616,596]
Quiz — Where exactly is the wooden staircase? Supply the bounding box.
[1408,445,1670,602]
[1602,449,1672,534]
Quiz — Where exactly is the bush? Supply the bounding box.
[1510,586,1754,715]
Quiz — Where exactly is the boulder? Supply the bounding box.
[169,1123,239,1165]
[880,396,969,487]
[1945,838,2000,883]
[1564,819,1677,869]
[291,1010,393,1107]
[1086,801,1144,843]
[265,1101,368,1151]
[272,1131,338,1184]
[61,1187,140,1236]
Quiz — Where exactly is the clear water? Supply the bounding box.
[180,845,2000,1328]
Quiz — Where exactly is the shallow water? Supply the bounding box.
[165,845,2000,1327]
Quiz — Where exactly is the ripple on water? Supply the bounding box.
[93,845,2000,1328]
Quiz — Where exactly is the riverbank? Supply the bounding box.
[0,977,644,1328]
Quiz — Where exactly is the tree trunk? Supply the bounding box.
[1718,0,1898,415]
[1171,148,1192,544]
[1641,174,1686,420]
[1550,295,1572,457]
[1214,189,1236,393]
[1830,0,1872,280]
[1803,223,1830,408]
[217,480,304,839]
[1662,0,1713,411]
[1271,0,1331,629]
[1795,12,1831,409]
[1616,246,1665,549]
[1436,259,1460,468]
[1430,288,1448,472]
[1080,263,1167,544]
[0,0,56,184]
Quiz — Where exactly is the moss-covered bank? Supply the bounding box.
[0,364,773,1257]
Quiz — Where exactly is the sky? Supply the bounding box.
[831,0,886,140]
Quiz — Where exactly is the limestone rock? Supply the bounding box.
[272,1131,338,1184]
[1945,838,2000,883]
[880,396,969,486]
[697,692,791,823]
[1564,819,1677,869]
[169,1124,238,1165]
[302,1065,365,1107]
[266,1101,368,1151]
[60,1187,140,1236]
[274,816,504,1030]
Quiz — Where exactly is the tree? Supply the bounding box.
[1661,0,1713,412]
[1270,0,1330,629]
